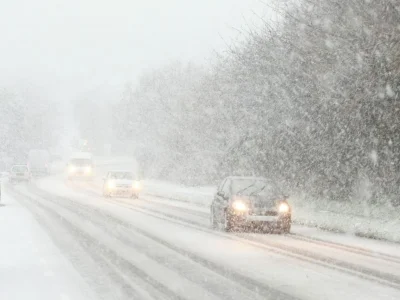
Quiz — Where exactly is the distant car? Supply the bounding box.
[67,158,94,180]
[210,176,291,233]
[103,171,141,198]
[9,165,31,183]
[28,149,50,176]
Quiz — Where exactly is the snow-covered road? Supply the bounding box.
[3,167,400,300]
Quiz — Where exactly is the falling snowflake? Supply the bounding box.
[370,150,378,165]
[386,84,395,97]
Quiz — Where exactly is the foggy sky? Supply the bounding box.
[0,0,271,100]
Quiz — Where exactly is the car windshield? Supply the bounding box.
[232,179,270,196]
[70,159,92,166]
[109,172,134,180]
[12,166,28,173]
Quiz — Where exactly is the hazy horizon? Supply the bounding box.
[0,0,272,101]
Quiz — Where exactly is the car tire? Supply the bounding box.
[281,223,291,234]
[131,193,138,199]
[223,210,233,232]
[210,206,218,229]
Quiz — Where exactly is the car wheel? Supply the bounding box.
[210,206,218,229]
[280,221,291,234]
[282,223,291,234]
[131,193,138,199]
[223,210,233,232]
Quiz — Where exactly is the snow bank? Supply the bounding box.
[0,186,94,300]
[144,180,215,207]
[290,195,400,242]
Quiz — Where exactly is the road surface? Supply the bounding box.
[3,162,400,300]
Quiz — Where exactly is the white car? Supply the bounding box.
[103,171,141,198]
[10,165,31,183]
[67,158,94,180]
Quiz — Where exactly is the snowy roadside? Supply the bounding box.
[144,180,215,207]
[143,180,400,243]
[91,157,400,243]
[0,185,94,300]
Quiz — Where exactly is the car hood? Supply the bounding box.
[72,165,90,169]
[110,179,134,185]
[246,195,279,211]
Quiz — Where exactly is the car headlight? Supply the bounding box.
[133,181,141,190]
[68,165,77,173]
[107,181,116,189]
[84,166,92,174]
[232,200,248,211]
[279,202,290,213]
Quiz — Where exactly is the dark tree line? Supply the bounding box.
[114,0,400,206]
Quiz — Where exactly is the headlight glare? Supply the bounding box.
[279,202,290,213]
[107,180,116,189]
[84,166,92,174]
[232,200,248,211]
[133,181,141,189]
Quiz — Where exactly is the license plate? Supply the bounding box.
[247,216,278,222]
[116,191,124,194]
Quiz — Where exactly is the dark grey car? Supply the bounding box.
[210,176,291,233]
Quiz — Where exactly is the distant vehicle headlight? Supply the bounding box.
[232,200,248,211]
[68,165,77,173]
[84,166,92,174]
[279,202,290,213]
[133,180,141,190]
[107,180,116,189]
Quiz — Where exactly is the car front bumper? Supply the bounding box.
[246,215,280,222]
[231,213,291,229]
[108,187,140,196]
[68,171,92,178]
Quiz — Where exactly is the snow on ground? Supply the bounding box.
[36,171,400,263]
[25,178,400,300]
[143,180,215,207]
[144,180,400,244]
[89,157,400,243]
[51,155,400,245]
[0,185,95,300]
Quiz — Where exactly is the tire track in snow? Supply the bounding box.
[21,184,299,300]
[6,187,162,300]
[8,186,194,300]
[78,179,400,264]
[35,181,400,291]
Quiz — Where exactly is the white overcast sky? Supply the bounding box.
[0,0,272,100]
